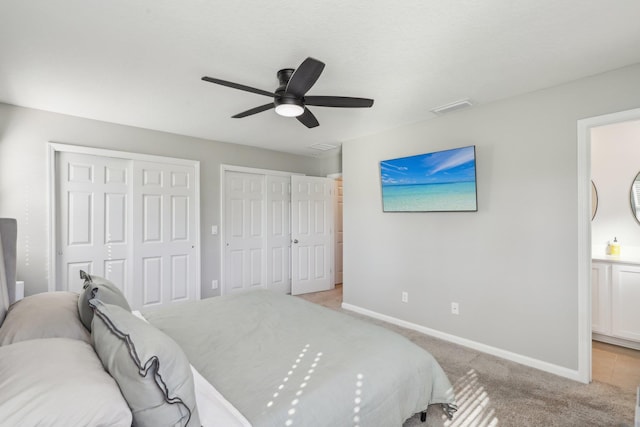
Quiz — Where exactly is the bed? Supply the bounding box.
[0,218,456,426]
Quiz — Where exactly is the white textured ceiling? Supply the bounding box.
[1,1,640,156]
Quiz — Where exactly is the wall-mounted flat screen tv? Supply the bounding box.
[380,145,477,212]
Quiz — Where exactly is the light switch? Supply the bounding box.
[211,225,218,235]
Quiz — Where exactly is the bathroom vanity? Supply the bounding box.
[592,256,640,350]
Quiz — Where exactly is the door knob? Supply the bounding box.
[293,239,299,244]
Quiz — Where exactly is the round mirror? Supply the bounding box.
[591,180,598,220]
[631,173,640,224]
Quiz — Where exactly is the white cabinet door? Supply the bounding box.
[591,262,611,335]
[133,161,197,309]
[57,152,131,296]
[611,264,640,342]
[224,171,266,294]
[291,176,333,295]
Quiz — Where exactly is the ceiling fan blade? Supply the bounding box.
[296,108,319,128]
[286,57,325,97]
[201,76,274,98]
[232,103,274,118]
[305,96,374,108]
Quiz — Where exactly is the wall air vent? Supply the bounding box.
[309,143,338,151]
[431,99,473,115]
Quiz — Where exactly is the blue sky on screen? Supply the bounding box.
[380,146,476,186]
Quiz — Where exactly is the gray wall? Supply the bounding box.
[342,63,640,371]
[0,102,339,298]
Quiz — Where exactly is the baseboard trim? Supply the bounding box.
[593,333,640,351]
[341,302,583,383]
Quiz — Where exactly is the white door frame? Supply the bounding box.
[219,164,303,295]
[576,106,640,383]
[47,142,201,299]
[327,173,343,286]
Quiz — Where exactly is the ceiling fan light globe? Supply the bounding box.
[275,103,304,117]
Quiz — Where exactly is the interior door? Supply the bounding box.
[224,171,266,293]
[266,175,291,294]
[291,175,334,295]
[133,161,197,309]
[56,152,131,295]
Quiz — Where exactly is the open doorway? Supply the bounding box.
[590,119,640,392]
[577,107,640,385]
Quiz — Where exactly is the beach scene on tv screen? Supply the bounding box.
[380,145,477,212]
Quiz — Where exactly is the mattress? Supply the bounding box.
[133,310,251,426]
[142,290,455,427]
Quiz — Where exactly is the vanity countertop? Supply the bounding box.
[592,245,640,265]
[592,254,640,265]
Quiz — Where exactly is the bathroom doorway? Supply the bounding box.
[577,107,640,384]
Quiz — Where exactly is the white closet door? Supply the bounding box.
[266,175,291,294]
[291,176,334,295]
[224,171,266,294]
[57,152,131,295]
[133,161,197,309]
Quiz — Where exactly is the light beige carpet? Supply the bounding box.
[297,287,635,427]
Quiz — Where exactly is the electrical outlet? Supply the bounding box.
[451,302,459,315]
[211,279,218,290]
[401,291,408,303]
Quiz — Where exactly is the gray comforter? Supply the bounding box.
[143,290,455,427]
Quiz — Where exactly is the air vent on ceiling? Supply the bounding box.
[431,98,473,115]
[309,143,338,151]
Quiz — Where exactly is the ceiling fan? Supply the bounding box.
[201,57,374,128]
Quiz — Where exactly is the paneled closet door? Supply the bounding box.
[133,161,197,309]
[266,175,291,294]
[57,152,131,296]
[224,171,266,293]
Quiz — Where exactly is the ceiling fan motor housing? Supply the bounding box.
[275,68,304,116]
[277,68,295,88]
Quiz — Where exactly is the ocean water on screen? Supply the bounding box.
[382,181,476,212]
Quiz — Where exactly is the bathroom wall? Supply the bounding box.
[591,119,640,257]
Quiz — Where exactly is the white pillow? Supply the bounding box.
[0,338,132,426]
[0,291,90,345]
